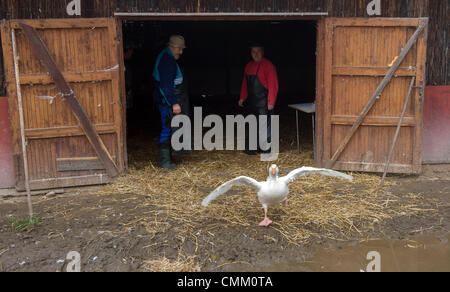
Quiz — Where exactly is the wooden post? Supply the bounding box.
[11,29,33,219]
[380,77,415,187]
[325,21,427,169]
[18,22,119,178]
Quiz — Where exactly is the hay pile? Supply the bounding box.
[143,255,200,272]
[98,136,423,247]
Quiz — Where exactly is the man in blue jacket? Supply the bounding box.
[152,35,186,170]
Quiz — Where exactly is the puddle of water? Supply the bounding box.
[243,235,449,272]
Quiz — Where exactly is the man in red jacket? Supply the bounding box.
[239,44,279,155]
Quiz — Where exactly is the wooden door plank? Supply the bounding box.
[325,20,427,169]
[18,22,119,178]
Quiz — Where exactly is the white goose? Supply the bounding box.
[202,164,353,227]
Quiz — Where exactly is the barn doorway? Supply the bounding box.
[120,18,319,165]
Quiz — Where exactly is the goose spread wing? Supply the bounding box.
[202,176,262,207]
[279,166,353,185]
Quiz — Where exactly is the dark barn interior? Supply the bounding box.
[122,20,317,148]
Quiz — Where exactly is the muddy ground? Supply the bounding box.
[0,164,449,272]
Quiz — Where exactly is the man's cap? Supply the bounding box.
[168,35,186,49]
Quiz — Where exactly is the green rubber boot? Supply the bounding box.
[158,145,177,170]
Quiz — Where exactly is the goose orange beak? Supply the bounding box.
[271,168,276,175]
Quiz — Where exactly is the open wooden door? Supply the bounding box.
[1,19,125,190]
[316,18,428,174]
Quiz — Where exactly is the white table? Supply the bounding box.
[288,103,316,158]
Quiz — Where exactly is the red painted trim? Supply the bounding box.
[0,97,15,188]
[423,86,450,164]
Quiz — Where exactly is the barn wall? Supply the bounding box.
[0,0,113,19]
[0,0,432,18]
[0,0,448,86]
[426,0,449,86]
[0,33,4,96]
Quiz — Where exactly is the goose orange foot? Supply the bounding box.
[259,217,273,227]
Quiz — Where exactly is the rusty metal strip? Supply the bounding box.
[325,21,427,169]
[18,22,119,178]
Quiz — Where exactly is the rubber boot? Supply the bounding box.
[158,144,177,170]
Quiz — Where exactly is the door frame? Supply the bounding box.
[1,14,428,189]
[114,12,327,168]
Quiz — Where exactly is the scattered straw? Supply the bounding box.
[97,135,440,249]
[143,255,200,272]
[0,249,9,257]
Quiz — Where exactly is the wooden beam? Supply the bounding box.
[412,18,428,174]
[11,28,33,219]
[332,67,417,77]
[19,22,119,178]
[25,174,111,191]
[114,12,329,18]
[56,157,116,172]
[315,18,326,167]
[11,19,109,29]
[325,21,427,169]
[25,123,116,139]
[323,19,334,169]
[332,161,415,174]
[331,115,416,127]
[380,77,415,186]
[19,71,114,85]
[107,19,125,174]
[328,18,421,27]
[115,17,128,172]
